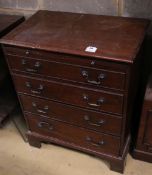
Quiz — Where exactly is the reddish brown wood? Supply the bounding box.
[110,160,126,173]
[13,74,124,115]
[1,11,149,173]
[4,45,130,74]
[7,54,126,91]
[19,95,122,136]
[0,14,24,126]
[25,112,120,156]
[27,132,41,148]
[132,75,152,163]
[1,11,149,63]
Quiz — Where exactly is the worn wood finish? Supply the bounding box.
[0,14,24,126]
[20,95,122,136]
[25,113,120,156]
[6,54,126,91]
[1,11,149,63]
[1,11,149,173]
[132,75,152,163]
[13,74,124,115]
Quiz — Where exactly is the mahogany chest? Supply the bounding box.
[132,74,152,163]
[0,14,24,126]
[0,11,149,173]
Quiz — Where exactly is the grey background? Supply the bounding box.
[0,0,152,20]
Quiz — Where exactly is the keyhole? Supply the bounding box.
[91,61,95,65]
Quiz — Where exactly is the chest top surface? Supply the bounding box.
[0,14,24,38]
[1,10,149,63]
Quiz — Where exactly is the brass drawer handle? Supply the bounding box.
[86,136,105,147]
[81,70,105,85]
[83,94,104,107]
[32,102,49,114]
[22,59,41,73]
[26,82,44,94]
[84,115,105,127]
[38,121,53,130]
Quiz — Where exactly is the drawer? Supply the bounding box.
[7,55,126,90]
[25,113,120,156]
[13,74,124,115]
[4,46,128,71]
[20,95,122,136]
[4,46,46,58]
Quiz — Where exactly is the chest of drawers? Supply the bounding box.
[1,11,149,173]
[132,75,152,163]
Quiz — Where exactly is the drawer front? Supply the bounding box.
[25,113,120,156]
[20,95,122,136]
[13,74,124,115]
[7,55,125,90]
[4,46,128,71]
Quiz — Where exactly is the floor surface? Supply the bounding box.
[0,120,152,175]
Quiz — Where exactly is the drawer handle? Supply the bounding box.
[38,121,53,130]
[25,50,30,55]
[32,102,49,114]
[22,59,41,73]
[83,94,104,107]
[26,82,44,94]
[86,136,105,147]
[81,70,105,85]
[84,115,105,127]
